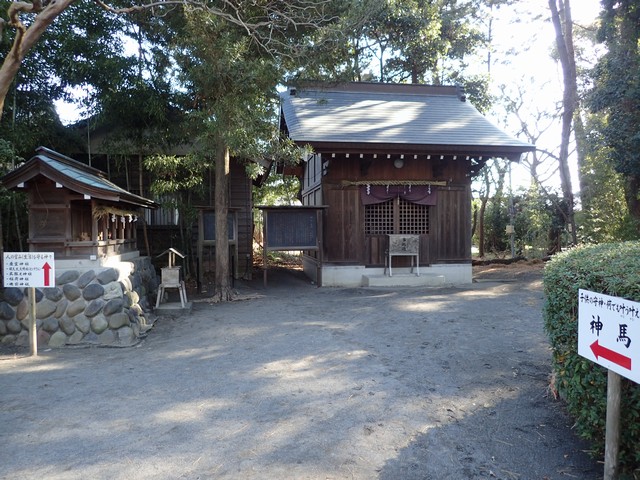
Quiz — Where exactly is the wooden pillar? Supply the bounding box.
[263,210,268,287]
[604,370,622,480]
[28,287,37,356]
[91,200,98,242]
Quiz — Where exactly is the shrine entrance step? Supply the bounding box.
[155,301,193,315]
[362,273,445,287]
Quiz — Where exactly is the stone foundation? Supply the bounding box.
[0,256,158,348]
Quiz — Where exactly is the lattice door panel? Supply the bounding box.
[399,198,429,235]
[364,199,394,235]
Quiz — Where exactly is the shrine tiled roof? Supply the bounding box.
[279,83,535,160]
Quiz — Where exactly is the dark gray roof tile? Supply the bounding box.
[280,84,534,154]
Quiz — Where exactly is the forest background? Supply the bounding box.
[0,0,638,296]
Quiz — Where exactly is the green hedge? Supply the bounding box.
[543,241,640,472]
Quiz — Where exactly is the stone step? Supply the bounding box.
[155,302,193,315]
[362,273,446,287]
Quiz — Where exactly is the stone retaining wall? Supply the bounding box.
[0,256,158,348]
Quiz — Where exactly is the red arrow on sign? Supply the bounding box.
[42,262,51,287]
[590,340,632,370]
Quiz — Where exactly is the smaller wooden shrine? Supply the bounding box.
[1,147,158,261]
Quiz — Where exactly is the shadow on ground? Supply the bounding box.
[0,267,602,480]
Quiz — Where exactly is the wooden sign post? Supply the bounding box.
[258,206,326,287]
[3,252,56,356]
[604,369,621,480]
[28,287,37,356]
[578,289,640,480]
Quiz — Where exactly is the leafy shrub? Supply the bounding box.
[543,241,640,472]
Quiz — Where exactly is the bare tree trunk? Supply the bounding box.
[11,196,23,250]
[624,175,640,232]
[478,170,491,258]
[411,61,419,84]
[378,43,386,82]
[138,153,151,257]
[183,189,192,277]
[478,196,488,258]
[471,202,478,239]
[124,155,130,191]
[549,0,577,244]
[213,141,232,302]
[574,112,588,203]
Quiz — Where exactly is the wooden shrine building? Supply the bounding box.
[1,147,158,265]
[278,82,535,286]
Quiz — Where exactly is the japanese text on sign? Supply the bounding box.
[3,252,55,288]
[578,289,640,384]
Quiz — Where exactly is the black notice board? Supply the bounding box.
[266,209,318,249]
[203,212,235,241]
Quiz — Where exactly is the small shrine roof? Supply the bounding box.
[2,147,157,208]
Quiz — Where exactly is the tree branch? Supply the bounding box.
[92,0,336,56]
[0,0,336,120]
[533,147,560,162]
[6,0,44,59]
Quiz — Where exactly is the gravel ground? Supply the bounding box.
[0,266,601,480]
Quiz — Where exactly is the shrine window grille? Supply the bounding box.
[364,197,430,235]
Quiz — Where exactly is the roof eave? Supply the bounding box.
[2,157,158,209]
[291,141,535,162]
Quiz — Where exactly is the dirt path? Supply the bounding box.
[0,268,600,479]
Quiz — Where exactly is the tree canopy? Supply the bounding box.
[0,0,339,124]
[3,0,637,259]
[589,0,640,226]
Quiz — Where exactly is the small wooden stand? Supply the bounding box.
[155,248,188,308]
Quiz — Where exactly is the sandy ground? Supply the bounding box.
[0,264,601,480]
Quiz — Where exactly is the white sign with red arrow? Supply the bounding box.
[578,289,640,384]
[3,252,55,288]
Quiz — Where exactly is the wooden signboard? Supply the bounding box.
[578,289,640,479]
[3,252,56,356]
[202,211,236,242]
[258,206,326,286]
[265,209,318,250]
